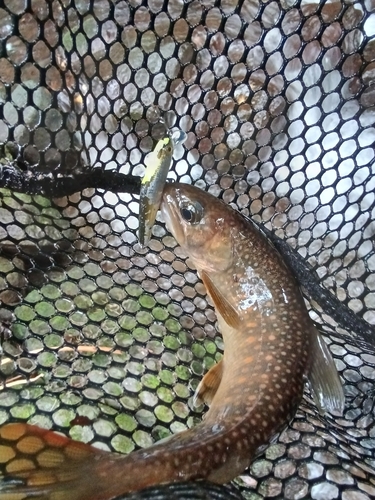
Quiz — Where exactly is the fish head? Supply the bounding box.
[161,183,236,272]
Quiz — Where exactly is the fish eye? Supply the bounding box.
[180,202,203,225]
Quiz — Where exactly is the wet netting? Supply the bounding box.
[0,0,375,499]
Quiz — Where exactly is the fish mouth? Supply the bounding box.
[160,184,185,245]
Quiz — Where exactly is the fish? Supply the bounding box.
[161,183,344,418]
[0,183,344,499]
[138,129,187,246]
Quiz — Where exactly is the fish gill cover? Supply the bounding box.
[0,0,374,499]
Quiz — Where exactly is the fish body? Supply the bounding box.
[0,183,343,499]
[161,183,314,478]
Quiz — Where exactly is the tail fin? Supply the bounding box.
[0,423,108,500]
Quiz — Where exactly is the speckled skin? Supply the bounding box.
[159,183,313,482]
[0,184,313,500]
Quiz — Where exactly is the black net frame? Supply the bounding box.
[0,1,375,499]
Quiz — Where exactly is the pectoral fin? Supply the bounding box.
[201,271,241,329]
[193,359,223,407]
[307,329,345,416]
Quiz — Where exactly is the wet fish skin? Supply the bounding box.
[161,183,313,472]
[0,183,342,499]
[161,184,343,417]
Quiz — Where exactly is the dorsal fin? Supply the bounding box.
[201,271,241,330]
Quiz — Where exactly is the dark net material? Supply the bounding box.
[1,0,375,499]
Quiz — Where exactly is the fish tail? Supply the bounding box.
[0,423,109,500]
[0,422,203,499]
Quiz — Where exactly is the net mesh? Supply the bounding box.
[1,0,375,498]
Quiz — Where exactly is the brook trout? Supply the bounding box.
[0,183,344,499]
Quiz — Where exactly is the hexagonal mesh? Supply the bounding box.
[0,1,375,499]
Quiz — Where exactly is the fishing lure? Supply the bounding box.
[138,130,186,245]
